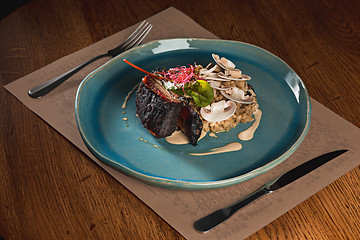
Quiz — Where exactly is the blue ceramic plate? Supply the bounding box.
[75,38,311,190]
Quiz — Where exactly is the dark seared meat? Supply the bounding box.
[177,105,203,146]
[136,76,182,138]
[136,75,203,145]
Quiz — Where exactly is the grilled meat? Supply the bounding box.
[135,75,203,145]
[177,105,203,146]
[136,75,182,138]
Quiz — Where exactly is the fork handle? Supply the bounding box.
[28,53,108,98]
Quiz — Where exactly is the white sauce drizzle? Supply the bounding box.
[165,130,207,145]
[238,109,262,141]
[209,132,217,138]
[138,137,160,148]
[188,142,242,156]
[122,82,140,109]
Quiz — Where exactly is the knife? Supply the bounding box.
[193,149,348,232]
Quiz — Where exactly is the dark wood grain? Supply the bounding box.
[1,0,360,239]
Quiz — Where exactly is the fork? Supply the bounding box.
[28,20,153,98]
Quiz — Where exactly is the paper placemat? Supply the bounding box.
[4,7,360,240]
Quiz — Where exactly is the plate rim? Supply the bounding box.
[75,38,311,190]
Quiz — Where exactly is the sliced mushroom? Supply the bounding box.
[205,62,214,69]
[225,69,242,78]
[200,68,227,82]
[200,100,236,122]
[205,76,231,81]
[220,87,254,104]
[208,80,232,90]
[200,64,224,82]
[212,54,236,70]
[202,72,219,79]
[199,64,222,75]
[218,71,251,81]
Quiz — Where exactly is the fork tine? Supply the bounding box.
[116,21,148,50]
[123,20,147,43]
[125,24,153,50]
[136,24,153,45]
[122,21,150,49]
[107,21,152,57]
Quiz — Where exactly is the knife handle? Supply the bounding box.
[194,187,270,232]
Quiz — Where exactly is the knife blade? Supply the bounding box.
[193,149,348,232]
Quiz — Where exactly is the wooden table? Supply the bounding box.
[1,0,359,239]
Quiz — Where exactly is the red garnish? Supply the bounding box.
[159,63,204,87]
[124,59,205,91]
[123,59,162,79]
